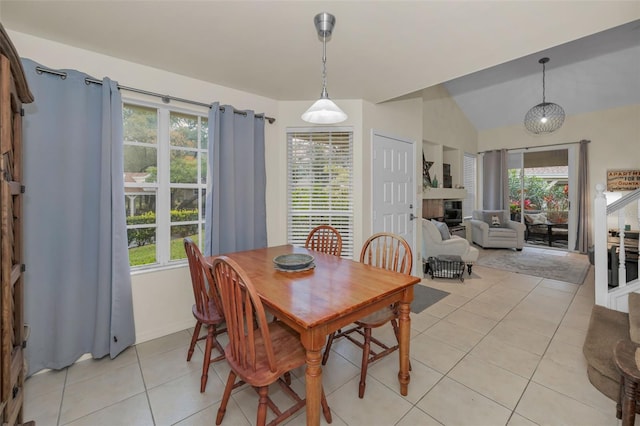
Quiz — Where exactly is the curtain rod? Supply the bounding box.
[34,66,276,124]
[478,139,590,154]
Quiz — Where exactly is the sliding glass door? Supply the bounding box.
[508,146,577,250]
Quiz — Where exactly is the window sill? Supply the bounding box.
[130,260,188,276]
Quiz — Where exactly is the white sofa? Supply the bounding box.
[421,218,479,275]
[470,210,525,250]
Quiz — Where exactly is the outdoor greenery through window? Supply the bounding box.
[287,129,354,258]
[123,102,208,268]
[508,168,569,223]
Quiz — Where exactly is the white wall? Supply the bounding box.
[422,84,477,154]
[478,103,640,239]
[421,84,478,195]
[478,104,640,198]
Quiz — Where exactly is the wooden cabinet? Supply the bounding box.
[0,23,34,426]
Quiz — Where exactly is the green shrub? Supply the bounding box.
[127,212,156,246]
[126,209,200,246]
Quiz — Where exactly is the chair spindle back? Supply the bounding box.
[305,225,343,257]
[211,256,277,374]
[360,232,412,274]
[184,238,224,319]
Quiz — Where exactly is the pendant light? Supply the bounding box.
[301,12,347,124]
[524,57,565,134]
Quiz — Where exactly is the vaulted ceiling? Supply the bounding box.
[2,1,639,130]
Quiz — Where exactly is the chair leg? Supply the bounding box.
[216,371,237,425]
[210,325,226,362]
[322,332,336,365]
[284,371,292,385]
[390,319,400,342]
[201,326,214,392]
[188,321,202,361]
[359,327,372,398]
[321,387,332,423]
[618,377,624,420]
[256,386,269,426]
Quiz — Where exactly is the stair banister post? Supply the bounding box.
[594,183,608,307]
[619,209,627,287]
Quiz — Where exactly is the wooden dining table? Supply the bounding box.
[207,244,420,426]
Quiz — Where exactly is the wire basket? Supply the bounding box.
[427,255,465,282]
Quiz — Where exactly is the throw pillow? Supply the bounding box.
[524,213,547,225]
[629,292,640,344]
[431,219,451,240]
[482,211,506,228]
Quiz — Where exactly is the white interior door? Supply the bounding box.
[371,131,416,261]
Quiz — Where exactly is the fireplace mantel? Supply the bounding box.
[423,188,467,200]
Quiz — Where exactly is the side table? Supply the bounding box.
[614,339,640,425]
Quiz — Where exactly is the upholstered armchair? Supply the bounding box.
[470,210,525,250]
[421,218,479,274]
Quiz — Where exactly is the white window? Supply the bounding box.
[287,128,354,258]
[123,102,208,269]
[463,153,477,218]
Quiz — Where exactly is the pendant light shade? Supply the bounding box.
[302,12,347,124]
[524,57,565,134]
[301,97,347,124]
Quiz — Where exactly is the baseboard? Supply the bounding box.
[135,319,195,345]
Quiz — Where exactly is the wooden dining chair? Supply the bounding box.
[211,256,332,426]
[305,225,343,257]
[321,232,413,398]
[184,238,226,393]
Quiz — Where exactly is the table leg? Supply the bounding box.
[303,338,323,426]
[397,299,412,396]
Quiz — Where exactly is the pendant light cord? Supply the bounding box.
[542,61,546,104]
[321,34,328,97]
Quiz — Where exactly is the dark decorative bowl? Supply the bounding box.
[273,253,315,271]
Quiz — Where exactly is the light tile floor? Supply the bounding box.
[24,247,622,426]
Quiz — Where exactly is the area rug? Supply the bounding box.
[411,284,450,314]
[476,249,590,284]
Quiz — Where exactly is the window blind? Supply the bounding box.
[463,153,477,218]
[287,129,354,258]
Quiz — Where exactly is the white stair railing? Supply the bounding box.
[594,184,608,306]
[594,185,640,310]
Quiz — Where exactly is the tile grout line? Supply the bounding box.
[56,368,69,426]
[507,271,589,425]
[135,345,157,426]
[404,273,544,425]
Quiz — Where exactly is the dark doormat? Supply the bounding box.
[411,284,450,314]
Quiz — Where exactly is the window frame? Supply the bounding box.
[123,97,209,271]
[286,127,354,258]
